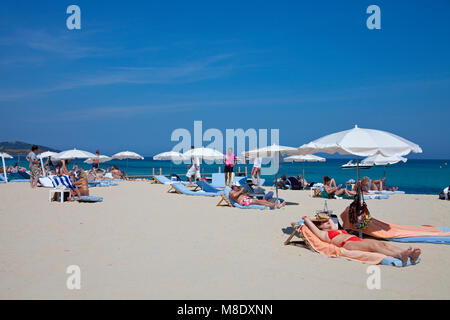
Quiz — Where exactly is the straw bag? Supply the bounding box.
[348,181,372,229]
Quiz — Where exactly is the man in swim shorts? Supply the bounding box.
[186,146,201,186]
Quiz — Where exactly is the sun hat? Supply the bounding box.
[231,181,241,187]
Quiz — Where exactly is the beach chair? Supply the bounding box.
[167,182,221,196]
[194,180,223,193]
[216,189,267,210]
[152,175,189,185]
[236,177,267,199]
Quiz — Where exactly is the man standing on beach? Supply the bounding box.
[252,154,262,187]
[186,146,201,186]
[26,145,40,188]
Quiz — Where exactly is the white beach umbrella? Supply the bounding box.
[242,144,297,201]
[84,155,112,164]
[153,151,187,161]
[293,125,422,181]
[111,151,144,176]
[362,154,407,180]
[55,149,97,160]
[361,154,408,166]
[37,151,58,176]
[37,151,58,159]
[182,147,224,160]
[243,144,297,159]
[0,152,13,183]
[284,154,326,183]
[153,151,188,175]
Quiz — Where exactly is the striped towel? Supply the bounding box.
[51,175,75,190]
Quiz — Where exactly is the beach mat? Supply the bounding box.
[342,214,450,244]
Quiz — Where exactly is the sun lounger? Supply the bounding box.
[284,220,421,267]
[368,190,405,194]
[168,182,221,196]
[195,180,223,193]
[216,189,267,210]
[152,175,189,185]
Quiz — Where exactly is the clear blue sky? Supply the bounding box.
[1,1,449,158]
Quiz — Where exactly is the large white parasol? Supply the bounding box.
[84,155,112,164]
[153,151,188,175]
[0,152,13,182]
[284,154,326,184]
[293,125,422,181]
[111,151,144,176]
[153,151,188,161]
[37,151,58,176]
[182,147,224,161]
[242,144,297,201]
[54,149,97,160]
[361,154,407,180]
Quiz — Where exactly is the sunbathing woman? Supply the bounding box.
[229,182,286,209]
[73,168,89,196]
[323,176,355,198]
[302,215,421,265]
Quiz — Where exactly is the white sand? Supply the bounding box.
[0,181,449,299]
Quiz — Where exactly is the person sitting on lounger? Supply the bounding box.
[73,168,89,196]
[276,174,291,190]
[302,215,421,265]
[229,181,286,209]
[296,174,311,188]
[323,176,355,198]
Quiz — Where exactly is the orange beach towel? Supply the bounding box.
[300,225,386,265]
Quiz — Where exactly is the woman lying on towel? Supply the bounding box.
[230,182,286,209]
[302,215,421,265]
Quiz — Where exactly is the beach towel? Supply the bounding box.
[297,220,420,267]
[73,196,103,202]
[342,215,450,244]
[51,175,75,190]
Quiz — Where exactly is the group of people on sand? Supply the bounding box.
[301,208,421,265]
[20,146,127,199]
[322,175,399,199]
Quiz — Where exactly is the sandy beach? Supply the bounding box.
[1,181,449,299]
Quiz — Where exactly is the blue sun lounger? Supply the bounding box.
[168,182,221,196]
[153,175,189,185]
[195,180,223,193]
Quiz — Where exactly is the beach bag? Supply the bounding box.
[439,186,449,200]
[348,181,372,229]
[313,188,322,198]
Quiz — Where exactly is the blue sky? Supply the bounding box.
[0,1,449,158]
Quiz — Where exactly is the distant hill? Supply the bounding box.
[0,141,60,155]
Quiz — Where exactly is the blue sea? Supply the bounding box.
[5,157,450,195]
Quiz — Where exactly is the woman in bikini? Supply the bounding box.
[229,182,286,209]
[302,215,421,265]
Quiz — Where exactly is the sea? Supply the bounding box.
[5,157,450,195]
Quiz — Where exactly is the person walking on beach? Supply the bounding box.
[224,147,237,187]
[252,155,262,186]
[26,145,40,188]
[186,146,200,187]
